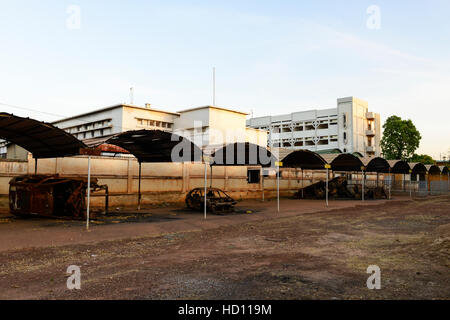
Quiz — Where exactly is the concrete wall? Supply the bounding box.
[245,127,268,147]
[0,154,404,212]
[0,155,325,210]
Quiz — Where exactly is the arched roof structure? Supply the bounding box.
[425,164,441,175]
[321,153,364,171]
[211,142,277,167]
[362,157,390,173]
[387,160,411,174]
[410,162,427,175]
[0,112,86,159]
[105,129,203,163]
[281,149,327,169]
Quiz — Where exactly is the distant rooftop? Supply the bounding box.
[52,103,180,124]
[177,105,249,116]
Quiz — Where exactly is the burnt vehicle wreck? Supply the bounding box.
[296,176,387,200]
[186,187,237,214]
[9,175,108,219]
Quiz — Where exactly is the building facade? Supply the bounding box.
[51,104,267,153]
[246,97,381,157]
[51,103,179,141]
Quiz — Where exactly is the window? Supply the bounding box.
[247,169,261,184]
[343,114,347,128]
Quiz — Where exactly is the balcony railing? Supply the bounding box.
[366,112,375,120]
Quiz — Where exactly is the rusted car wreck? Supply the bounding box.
[186,187,237,214]
[9,175,108,219]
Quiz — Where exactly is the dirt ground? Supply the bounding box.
[0,195,448,300]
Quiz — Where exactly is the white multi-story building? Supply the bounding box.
[2,103,268,160]
[51,103,267,151]
[51,103,179,141]
[246,97,381,157]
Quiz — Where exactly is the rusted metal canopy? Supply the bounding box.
[105,129,203,163]
[282,149,327,169]
[426,164,441,175]
[0,112,86,159]
[387,160,410,174]
[410,162,427,175]
[362,157,390,173]
[321,153,364,171]
[211,142,277,167]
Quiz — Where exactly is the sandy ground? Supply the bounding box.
[0,195,448,300]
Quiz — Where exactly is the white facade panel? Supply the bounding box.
[246,97,381,156]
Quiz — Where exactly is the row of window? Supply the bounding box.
[136,118,173,129]
[257,121,338,133]
[64,119,112,134]
[76,128,111,140]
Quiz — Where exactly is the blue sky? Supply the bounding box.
[0,0,449,158]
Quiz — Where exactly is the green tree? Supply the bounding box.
[409,153,435,164]
[380,116,421,160]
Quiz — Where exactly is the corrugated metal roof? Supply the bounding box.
[321,153,364,171]
[361,156,390,173]
[410,162,427,174]
[105,129,203,163]
[281,149,327,169]
[425,164,441,175]
[0,112,86,159]
[270,147,294,162]
[386,160,410,174]
[211,142,277,167]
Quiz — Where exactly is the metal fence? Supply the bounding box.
[348,178,447,198]
[309,175,448,199]
[430,181,449,195]
[417,181,428,197]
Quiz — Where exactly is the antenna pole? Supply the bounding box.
[130,87,134,105]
